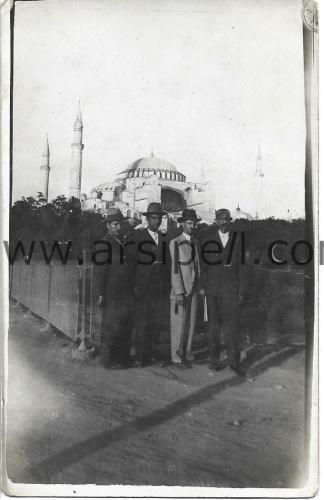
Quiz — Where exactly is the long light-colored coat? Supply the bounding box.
[169,233,200,298]
[169,232,200,362]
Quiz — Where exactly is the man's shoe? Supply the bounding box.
[186,351,194,362]
[172,352,182,364]
[230,363,246,376]
[121,359,134,369]
[209,360,221,371]
[176,350,192,369]
[142,356,153,367]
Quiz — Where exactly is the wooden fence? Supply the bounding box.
[10,261,307,348]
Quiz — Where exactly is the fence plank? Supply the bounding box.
[48,262,80,340]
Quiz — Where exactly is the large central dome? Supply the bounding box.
[119,152,179,176]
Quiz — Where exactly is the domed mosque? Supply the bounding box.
[232,203,253,221]
[41,106,258,224]
[82,151,214,223]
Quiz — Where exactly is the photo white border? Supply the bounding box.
[1,0,320,497]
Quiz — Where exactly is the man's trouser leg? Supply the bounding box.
[116,299,133,364]
[99,339,112,367]
[134,289,155,363]
[100,300,119,367]
[186,291,198,355]
[170,298,185,362]
[221,290,240,366]
[206,295,221,364]
[150,278,166,352]
[134,296,147,363]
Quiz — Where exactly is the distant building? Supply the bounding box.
[255,136,264,219]
[232,204,254,221]
[82,151,215,223]
[38,107,217,221]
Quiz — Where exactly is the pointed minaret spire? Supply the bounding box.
[42,133,50,157]
[74,100,83,131]
[69,102,84,199]
[40,134,51,201]
[77,100,82,122]
[257,134,262,161]
[255,135,263,177]
[255,134,264,218]
[200,159,206,183]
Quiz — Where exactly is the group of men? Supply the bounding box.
[96,201,245,375]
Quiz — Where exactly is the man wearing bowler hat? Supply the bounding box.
[169,208,201,366]
[94,208,134,368]
[132,202,170,366]
[199,208,245,375]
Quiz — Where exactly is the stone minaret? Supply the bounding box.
[255,136,264,219]
[69,102,84,199]
[40,134,50,200]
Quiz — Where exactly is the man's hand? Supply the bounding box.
[176,293,185,305]
[97,296,103,307]
[198,288,206,297]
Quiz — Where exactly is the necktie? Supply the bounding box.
[152,232,158,245]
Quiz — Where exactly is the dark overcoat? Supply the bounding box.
[131,228,171,361]
[93,233,134,301]
[199,229,241,296]
[93,233,134,363]
[132,228,170,292]
[199,228,242,363]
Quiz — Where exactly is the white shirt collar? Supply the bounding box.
[148,228,159,243]
[183,232,192,241]
[219,229,229,245]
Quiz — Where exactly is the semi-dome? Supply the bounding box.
[90,180,123,194]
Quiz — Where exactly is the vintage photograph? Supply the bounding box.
[2,0,318,496]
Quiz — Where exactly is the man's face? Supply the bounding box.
[183,220,195,235]
[107,221,121,238]
[147,214,162,231]
[215,215,231,233]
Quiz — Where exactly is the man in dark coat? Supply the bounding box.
[132,202,170,366]
[199,208,245,375]
[93,208,134,368]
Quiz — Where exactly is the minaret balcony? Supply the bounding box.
[71,142,84,149]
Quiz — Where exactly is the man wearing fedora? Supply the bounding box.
[199,208,245,375]
[132,202,170,366]
[94,208,134,368]
[169,208,201,366]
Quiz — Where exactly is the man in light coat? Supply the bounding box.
[169,209,201,366]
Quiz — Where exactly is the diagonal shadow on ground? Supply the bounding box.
[20,372,245,484]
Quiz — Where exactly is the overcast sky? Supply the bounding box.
[13,0,306,218]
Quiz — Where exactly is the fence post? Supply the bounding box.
[78,249,87,352]
[89,263,94,344]
[40,262,53,332]
[72,250,94,360]
[22,263,33,318]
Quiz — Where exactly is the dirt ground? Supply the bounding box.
[5,301,306,489]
